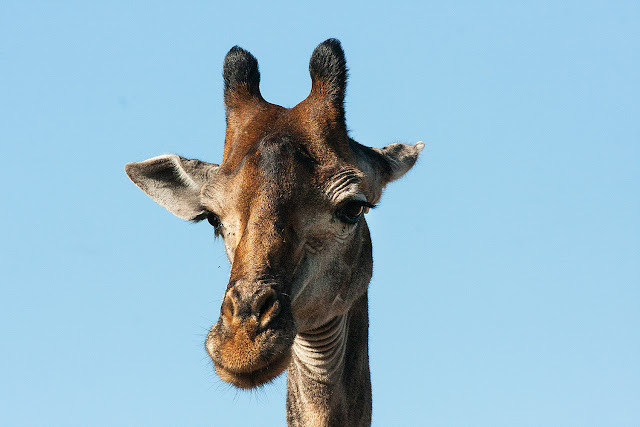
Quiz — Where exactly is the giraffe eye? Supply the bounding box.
[336,201,374,224]
[207,213,222,235]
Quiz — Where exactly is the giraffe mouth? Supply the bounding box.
[212,348,292,389]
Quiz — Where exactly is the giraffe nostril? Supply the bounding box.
[221,295,235,324]
[254,289,279,328]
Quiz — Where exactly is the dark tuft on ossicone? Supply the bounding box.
[223,46,261,99]
[309,38,348,100]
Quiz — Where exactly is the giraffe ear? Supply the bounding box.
[125,154,219,221]
[351,140,425,203]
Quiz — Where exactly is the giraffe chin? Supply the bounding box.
[213,350,292,389]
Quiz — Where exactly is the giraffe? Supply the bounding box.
[126,39,423,426]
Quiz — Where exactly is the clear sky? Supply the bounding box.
[1,1,638,426]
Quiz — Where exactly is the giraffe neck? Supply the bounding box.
[286,293,371,426]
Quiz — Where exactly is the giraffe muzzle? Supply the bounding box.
[205,280,297,389]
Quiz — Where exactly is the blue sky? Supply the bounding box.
[1,1,638,426]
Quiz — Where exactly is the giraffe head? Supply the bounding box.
[126,39,423,389]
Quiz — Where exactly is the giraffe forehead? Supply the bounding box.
[229,136,340,194]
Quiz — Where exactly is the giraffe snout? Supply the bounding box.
[205,280,296,389]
